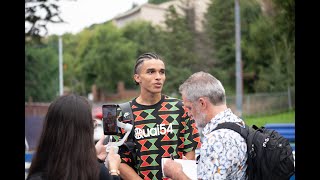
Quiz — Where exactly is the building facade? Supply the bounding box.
[112,0,211,32]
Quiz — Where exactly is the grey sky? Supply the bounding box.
[46,0,148,36]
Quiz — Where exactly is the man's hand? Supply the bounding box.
[163,159,183,179]
[95,134,107,161]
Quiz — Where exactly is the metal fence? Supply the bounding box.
[227,88,295,117]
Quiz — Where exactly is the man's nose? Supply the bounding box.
[155,72,162,79]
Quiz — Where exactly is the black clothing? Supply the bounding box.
[27,172,44,180]
[27,163,120,180]
[99,162,120,180]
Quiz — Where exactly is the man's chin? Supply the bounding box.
[152,88,162,93]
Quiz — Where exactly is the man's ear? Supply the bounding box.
[198,97,207,109]
[134,74,140,84]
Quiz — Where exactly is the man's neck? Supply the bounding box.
[136,93,162,106]
[207,104,227,121]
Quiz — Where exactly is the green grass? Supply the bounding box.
[243,110,295,127]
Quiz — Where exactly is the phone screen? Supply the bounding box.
[102,104,118,135]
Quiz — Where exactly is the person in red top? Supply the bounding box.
[115,52,201,180]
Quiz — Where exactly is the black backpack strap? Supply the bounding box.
[118,102,134,121]
[118,102,137,170]
[118,102,135,141]
[215,122,256,157]
[214,122,249,139]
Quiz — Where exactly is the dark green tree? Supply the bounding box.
[25,39,59,102]
[272,0,294,42]
[204,0,235,94]
[271,0,295,92]
[77,23,137,97]
[238,0,263,93]
[160,4,198,95]
[121,21,167,60]
[57,33,81,94]
[243,16,276,92]
[25,0,67,102]
[255,0,295,91]
[204,0,294,93]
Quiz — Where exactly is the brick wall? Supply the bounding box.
[92,81,139,102]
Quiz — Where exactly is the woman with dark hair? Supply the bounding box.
[27,94,120,180]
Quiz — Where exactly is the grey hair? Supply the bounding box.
[179,71,226,105]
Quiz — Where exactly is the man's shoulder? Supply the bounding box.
[209,120,247,144]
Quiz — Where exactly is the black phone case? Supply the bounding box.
[102,104,118,135]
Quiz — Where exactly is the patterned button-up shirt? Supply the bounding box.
[197,108,247,180]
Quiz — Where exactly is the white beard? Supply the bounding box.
[194,106,207,128]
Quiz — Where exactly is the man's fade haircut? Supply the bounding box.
[179,71,226,106]
[134,52,163,85]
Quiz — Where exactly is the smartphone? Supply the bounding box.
[102,104,119,135]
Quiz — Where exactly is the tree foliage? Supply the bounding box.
[25,0,64,39]
[121,21,166,59]
[56,33,83,94]
[25,0,295,102]
[238,0,264,93]
[25,39,59,102]
[204,0,235,93]
[159,4,198,95]
[204,0,295,93]
[272,0,295,42]
[242,0,295,92]
[75,23,137,95]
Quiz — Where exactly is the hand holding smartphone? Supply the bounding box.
[102,104,119,135]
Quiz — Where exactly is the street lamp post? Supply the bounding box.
[59,36,64,96]
[235,0,243,118]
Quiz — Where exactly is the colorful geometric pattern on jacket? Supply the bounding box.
[117,95,201,180]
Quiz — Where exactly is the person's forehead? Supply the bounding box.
[141,59,165,69]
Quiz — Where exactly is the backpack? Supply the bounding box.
[214,122,295,180]
[118,102,137,170]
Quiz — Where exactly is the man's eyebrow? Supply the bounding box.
[146,68,156,71]
[146,68,165,71]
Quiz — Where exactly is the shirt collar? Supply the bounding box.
[202,108,243,135]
